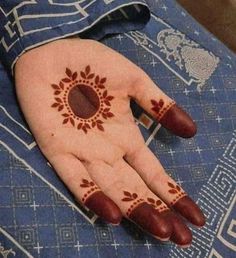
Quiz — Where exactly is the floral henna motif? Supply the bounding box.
[167,182,186,206]
[146,197,169,213]
[51,66,115,133]
[121,191,144,217]
[80,178,100,203]
[151,99,175,121]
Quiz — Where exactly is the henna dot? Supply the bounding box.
[84,194,88,197]
[82,198,85,202]
[90,83,94,86]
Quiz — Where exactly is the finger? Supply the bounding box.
[84,159,172,241]
[130,75,197,138]
[49,154,122,224]
[125,146,206,227]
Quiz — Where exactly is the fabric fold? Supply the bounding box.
[0,0,150,74]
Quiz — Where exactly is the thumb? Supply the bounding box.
[130,74,197,138]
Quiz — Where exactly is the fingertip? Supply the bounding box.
[85,191,122,225]
[159,104,197,138]
[129,202,172,240]
[173,196,206,227]
[162,210,192,247]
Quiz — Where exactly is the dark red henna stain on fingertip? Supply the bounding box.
[85,191,122,225]
[51,66,114,133]
[162,210,192,247]
[159,104,197,138]
[129,203,172,240]
[173,196,206,227]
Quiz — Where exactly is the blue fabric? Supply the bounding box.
[0,0,236,258]
[0,0,149,72]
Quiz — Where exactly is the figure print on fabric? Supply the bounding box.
[51,66,114,133]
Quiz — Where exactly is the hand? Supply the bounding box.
[15,38,205,248]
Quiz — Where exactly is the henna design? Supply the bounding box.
[146,197,169,213]
[51,66,115,133]
[80,178,100,203]
[151,99,175,121]
[121,191,144,217]
[167,182,186,206]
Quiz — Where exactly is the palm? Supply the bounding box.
[15,38,205,248]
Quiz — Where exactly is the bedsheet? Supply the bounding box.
[0,0,235,257]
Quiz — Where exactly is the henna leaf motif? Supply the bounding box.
[100,78,107,84]
[159,99,164,107]
[82,126,88,134]
[62,78,71,83]
[77,123,83,129]
[58,105,64,111]
[85,65,90,75]
[168,182,175,188]
[104,100,111,106]
[103,90,108,98]
[51,103,60,108]
[122,191,138,201]
[80,178,93,187]
[51,84,60,90]
[80,71,86,79]
[66,68,72,78]
[59,82,64,90]
[169,189,178,194]
[70,118,75,126]
[147,197,155,204]
[88,73,95,79]
[72,72,78,80]
[95,76,100,84]
[63,118,69,124]
[97,123,104,131]
[151,99,158,106]
[82,179,89,184]
[151,99,165,114]
[176,185,181,191]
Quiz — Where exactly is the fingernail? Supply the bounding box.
[173,196,206,227]
[159,104,197,138]
[162,210,192,247]
[85,191,122,224]
[129,202,172,240]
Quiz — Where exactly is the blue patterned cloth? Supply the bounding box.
[0,0,149,72]
[0,0,236,258]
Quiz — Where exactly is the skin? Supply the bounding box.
[15,38,205,248]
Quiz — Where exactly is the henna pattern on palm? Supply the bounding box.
[80,178,100,203]
[51,66,115,133]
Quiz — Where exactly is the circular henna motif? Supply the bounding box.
[51,66,115,133]
[68,84,100,119]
